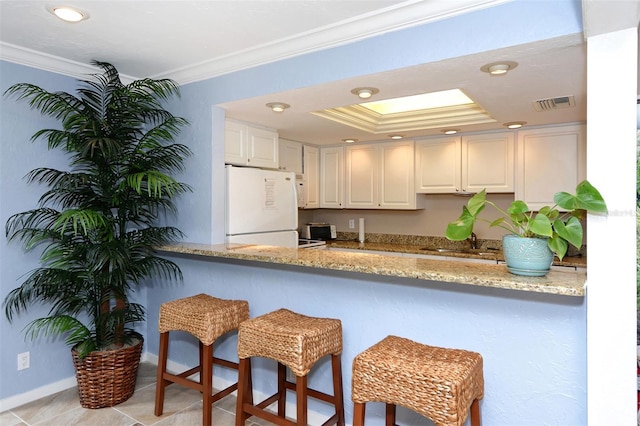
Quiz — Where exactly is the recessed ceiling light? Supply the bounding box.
[503,121,526,129]
[266,102,290,112]
[351,87,379,99]
[49,6,88,22]
[342,138,358,143]
[442,129,459,135]
[389,135,403,140]
[480,61,518,76]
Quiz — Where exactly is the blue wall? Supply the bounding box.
[0,63,81,398]
[148,255,587,425]
[0,0,587,423]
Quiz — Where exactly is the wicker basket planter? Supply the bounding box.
[71,335,143,409]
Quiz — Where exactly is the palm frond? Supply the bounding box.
[3,84,83,128]
[4,61,189,354]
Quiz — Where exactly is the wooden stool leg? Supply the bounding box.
[385,404,396,426]
[199,341,205,384]
[202,343,213,425]
[154,332,169,416]
[277,362,287,418]
[331,354,345,426]
[352,402,366,426]
[296,374,308,426]
[470,398,481,426]
[236,358,252,426]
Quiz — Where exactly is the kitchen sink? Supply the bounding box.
[419,247,500,256]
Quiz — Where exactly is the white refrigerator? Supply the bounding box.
[225,165,299,248]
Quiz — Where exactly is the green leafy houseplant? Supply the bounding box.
[445,180,607,260]
[3,61,191,362]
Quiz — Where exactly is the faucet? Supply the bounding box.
[468,232,478,250]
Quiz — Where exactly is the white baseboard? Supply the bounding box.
[2,351,336,426]
[0,376,78,412]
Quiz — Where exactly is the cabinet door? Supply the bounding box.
[345,144,377,208]
[462,132,514,193]
[320,146,344,208]
[379,141,416,208]
[247,127,279,169]
[515,124,586,210]
[224,120,247,165]
[279,139,303,174]
[415,137,461,193]
[303,145,319,209]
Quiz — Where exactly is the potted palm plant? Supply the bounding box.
[3,61,191,408]
[445,180,607,276]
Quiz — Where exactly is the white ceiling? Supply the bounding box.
[1,1,637,146]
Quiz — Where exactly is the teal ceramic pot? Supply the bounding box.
[502,234,554,277]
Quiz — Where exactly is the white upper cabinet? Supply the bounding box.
[345,144,377,208]
[415,132,514,194]
[346,141,422,209]
[379,141,419,209]
[320,146,344,208]
[302,145,319,209]
[462,132,514,193]
[515,124,586,211]
[279,138,303,175]
[225,119,279,169]
[415,136,461,193]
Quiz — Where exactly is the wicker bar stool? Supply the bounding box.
[154,293,249,425]
[235,308,345,426]
[351,335,484,426]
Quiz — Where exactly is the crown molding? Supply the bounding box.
[162,0,510,85]
[0,0,509,85]
[0,42,137,83]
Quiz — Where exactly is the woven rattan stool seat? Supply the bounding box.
[155,294,249,425]
[236,308,345,426]
[159,293,249,345]
[352,335,484,426]
[237,308,342,376]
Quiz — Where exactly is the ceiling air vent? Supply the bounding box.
[532,95,576,112]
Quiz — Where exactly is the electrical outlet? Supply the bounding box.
[17,351,29,370]
[348,219,355,229]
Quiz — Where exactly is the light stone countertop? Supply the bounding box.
[159,242,586,297]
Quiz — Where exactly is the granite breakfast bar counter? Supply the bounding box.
[159,242,587,297]
[151,242,589,425]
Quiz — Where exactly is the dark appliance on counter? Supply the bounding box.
[301,223,337,241]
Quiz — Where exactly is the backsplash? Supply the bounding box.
[302,193,517,240]
[335,232,502,251]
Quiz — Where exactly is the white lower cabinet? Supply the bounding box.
[415,132,514,193]
[515,124,586,210]
[225,119,279,169]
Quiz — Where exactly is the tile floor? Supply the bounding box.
[0,362,271,426]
